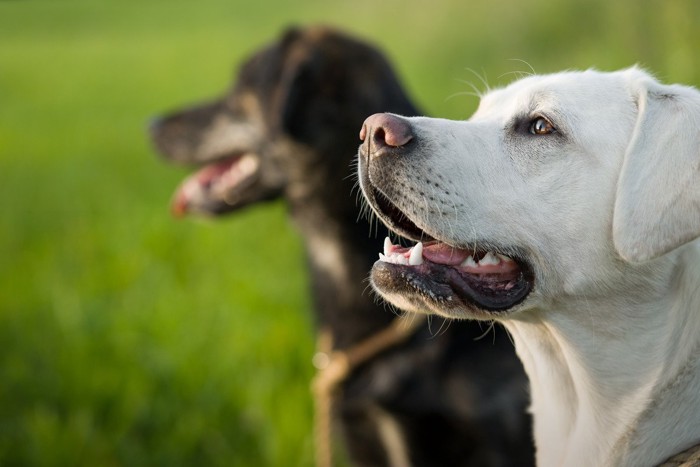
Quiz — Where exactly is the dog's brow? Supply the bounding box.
[523,93,571,132]
[527,91,556,113]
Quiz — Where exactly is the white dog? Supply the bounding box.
[357,67,700,466]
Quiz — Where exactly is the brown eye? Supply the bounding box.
[529,117,556,135]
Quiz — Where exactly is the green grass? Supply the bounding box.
[1,0,699,465]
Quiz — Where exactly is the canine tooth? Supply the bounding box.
[384,237,393,256]
[238,154,260,175]
[461,255,477,268]
[497,253,514,263]
[479,252,500,266]
[409,242,424,266]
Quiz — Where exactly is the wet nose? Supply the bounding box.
[359,113,414,150]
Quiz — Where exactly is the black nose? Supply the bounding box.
[360,113,414,152]
[148,116,165,136]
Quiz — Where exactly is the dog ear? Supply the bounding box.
[276,50,325,143]
[272,29,420,145]
[271,30,349,145]
[613,71,700,262]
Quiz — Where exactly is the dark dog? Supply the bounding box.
[150,26,533,467]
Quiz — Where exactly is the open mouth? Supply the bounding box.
[171,153,261,216]
[364,184,534,314]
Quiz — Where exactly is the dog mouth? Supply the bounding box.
[171,153,263,216]
[365,185,533,315]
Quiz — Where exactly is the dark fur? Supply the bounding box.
[150,26,533,467]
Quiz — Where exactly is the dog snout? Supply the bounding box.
[148,116,165,138]
[360,113,414,155]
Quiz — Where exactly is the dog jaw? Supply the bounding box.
[371,237,533,318]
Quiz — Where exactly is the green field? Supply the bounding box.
[1,1,699,465]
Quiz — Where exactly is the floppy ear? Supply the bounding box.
[274,37,345,144]
[274,29,420,144]
[613,71,700,262]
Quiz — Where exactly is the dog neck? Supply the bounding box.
[504,245,700,467]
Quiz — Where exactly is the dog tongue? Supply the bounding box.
[421,242,472,266]
[171,159,235,217]
[170,155,261,217]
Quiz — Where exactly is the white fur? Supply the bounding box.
[370,68,700,466]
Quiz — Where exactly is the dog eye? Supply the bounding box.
[529,117,556,135]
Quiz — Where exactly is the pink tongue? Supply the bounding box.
[421,242,472,266]
[170,158,239,217]
[194,158,239,186]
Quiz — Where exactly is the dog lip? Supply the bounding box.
[374,237,534,314]
[373,257,533,314]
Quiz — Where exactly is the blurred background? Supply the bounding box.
[1,0,698,465]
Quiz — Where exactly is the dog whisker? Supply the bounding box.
[474,320,497,344]
[463,67,491,94]
[445,91,482,103]
[430,317,451,339]
[506,58,536,76]
[454,78,486,99]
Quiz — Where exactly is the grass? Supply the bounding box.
[1,0,699,465]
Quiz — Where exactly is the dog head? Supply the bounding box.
[150,26,417,217]
[358,67,700,320]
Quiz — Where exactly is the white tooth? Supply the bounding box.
[461,255,477,268]
[409,242,424,266]
[379,253,388,262]
[238,154,260,175]
[384,237,392,256]
[397,255,409,265]
[479,252,500,266]
[497,253,514,263]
